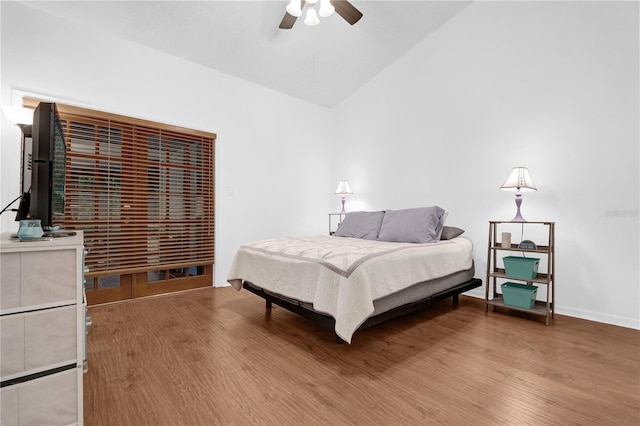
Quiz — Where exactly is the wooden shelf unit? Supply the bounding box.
[485,221,555,325]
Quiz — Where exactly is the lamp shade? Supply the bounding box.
[500,167,537,192]
[286,0,302,17]
[2,106,34,126]
[335,180,353,195]
[304,4,320,26]
[319,0,335,17]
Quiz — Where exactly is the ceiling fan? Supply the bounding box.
[279,0,363,29]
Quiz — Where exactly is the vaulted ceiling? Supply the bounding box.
[22,1,471,107]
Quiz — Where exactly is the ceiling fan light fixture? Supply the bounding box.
[319,0,335,17]
[304,4,320,26]
[286,0,302,17]
[279,0,362,29]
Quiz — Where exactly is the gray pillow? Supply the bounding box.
[440,226,465,240]
[334,211,385,240]
[377,206,446,244]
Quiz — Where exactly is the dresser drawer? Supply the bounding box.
[1,305,77,379]
[1,249,77,311]
[1,367,79,426]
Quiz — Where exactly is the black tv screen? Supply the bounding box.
[30,102,66,229]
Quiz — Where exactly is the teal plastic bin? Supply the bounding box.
[503,256,540,280]
[501,282,538,309]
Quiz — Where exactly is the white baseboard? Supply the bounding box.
[215,282,638,330]
[464,289,640,330]
[552,306,639,330]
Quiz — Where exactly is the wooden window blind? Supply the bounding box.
[24,99,215,278]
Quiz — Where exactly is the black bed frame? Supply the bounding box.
[242,278,482,343]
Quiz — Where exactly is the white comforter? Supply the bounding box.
[227,235,473,343]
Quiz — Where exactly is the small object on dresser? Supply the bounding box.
[501,282,538,309]
[501,232,511,248]
[16,219,44,239]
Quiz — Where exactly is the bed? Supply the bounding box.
[227,207,482,343]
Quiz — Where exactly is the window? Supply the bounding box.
[24,98,215,304]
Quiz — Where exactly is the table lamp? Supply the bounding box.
[335,180,353,214]
[500,167,537,222]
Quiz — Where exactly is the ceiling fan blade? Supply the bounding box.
[279,0,307,29]
[333,0,363,25]
[279,12,298,29]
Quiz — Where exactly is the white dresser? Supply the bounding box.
[1,231,85,426]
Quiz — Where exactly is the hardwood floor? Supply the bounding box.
[84,286,640,425]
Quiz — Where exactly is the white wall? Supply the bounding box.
[332,1,639,328]
[0,2,332,287]
[2,1,638,330]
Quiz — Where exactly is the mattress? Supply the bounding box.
[228,235,474,343]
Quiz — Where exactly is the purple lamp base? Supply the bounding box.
[510,192,527,222]
[340,196,347,214]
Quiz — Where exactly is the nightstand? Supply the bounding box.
[328,213,345,235]
[485,221,555,325]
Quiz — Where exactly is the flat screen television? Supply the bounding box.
[27,102,66,229]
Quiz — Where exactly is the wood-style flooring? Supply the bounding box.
[84,286,640,425]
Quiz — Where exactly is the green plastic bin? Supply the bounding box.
[503,256,540,280]
[501,282,538,309]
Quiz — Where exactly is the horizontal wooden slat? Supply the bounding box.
[23,98,216,140]
[28,99,216,277]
